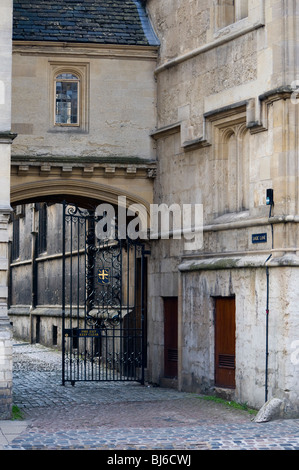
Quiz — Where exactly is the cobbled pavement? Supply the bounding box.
[1,341,299,452]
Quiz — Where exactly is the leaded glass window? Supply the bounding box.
[55,73,79,125]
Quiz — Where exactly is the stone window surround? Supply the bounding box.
[216,0,249,31]
[212,0,263,39]
[48,61,89,134]
[210,110,250,216]
[54,72,80,127]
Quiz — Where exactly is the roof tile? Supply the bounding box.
[13,0,159,46]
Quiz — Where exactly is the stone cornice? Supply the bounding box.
[150,122,181,140]
[11,155,157,179]
[13,41,158,61]
[151,88,295,149]
[179,253,299,271]
[11,155,156,164]
[0,132,18,144]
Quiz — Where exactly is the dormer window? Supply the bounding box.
[55,73,80,126]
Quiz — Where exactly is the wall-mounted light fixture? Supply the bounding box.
[266,189,274,240]
[266,189,274,207]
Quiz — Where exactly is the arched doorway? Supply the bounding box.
[9,180,150,384]
[10,178,152,210]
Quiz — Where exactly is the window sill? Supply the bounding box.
[214,16,250,40]
[47,127,89,134]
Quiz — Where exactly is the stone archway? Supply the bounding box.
[10,178,152,212]
[8,175,152,353]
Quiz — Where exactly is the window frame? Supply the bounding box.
[54,72,80,127]
[216,0,248,30]
[48,62,89,133]
[235,0,248,22]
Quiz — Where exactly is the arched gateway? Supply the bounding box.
[3,0,159,405]
[10,173,153,384]
[10,177,153,211]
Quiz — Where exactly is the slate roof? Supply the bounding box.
[13,0,159,46]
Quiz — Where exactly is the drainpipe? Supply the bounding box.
[265,189,274,402]
[7,240,12,309]
[264,189,274,402]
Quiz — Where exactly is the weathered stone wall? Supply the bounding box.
[8,34,159,360]
[146,0,299,415]
[11,45,157,160]
[178,265,299,417]
[148,233,299,415]
[0,0,13,419]
[9,306,63,349]
[8,203,82,342]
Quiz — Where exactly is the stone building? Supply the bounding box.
[0,0,14,419]
[145,0,299,417]
[7,0,159,412]
[1,0,299,418]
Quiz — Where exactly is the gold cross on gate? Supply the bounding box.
[98,268,109,284]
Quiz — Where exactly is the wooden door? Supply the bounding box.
[215,297,236,388]
[164,297,178,378]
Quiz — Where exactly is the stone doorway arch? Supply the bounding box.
[8,178,151,356]
[10,178,152,214]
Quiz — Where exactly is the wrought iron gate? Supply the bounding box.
[62,202,147,385]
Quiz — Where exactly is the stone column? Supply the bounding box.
[0,136,14,420]
[0,0,14,419]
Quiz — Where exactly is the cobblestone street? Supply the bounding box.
[1,341,299,452]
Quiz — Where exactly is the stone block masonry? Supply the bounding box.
[0,328,13,419]
[0,0,14,419]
